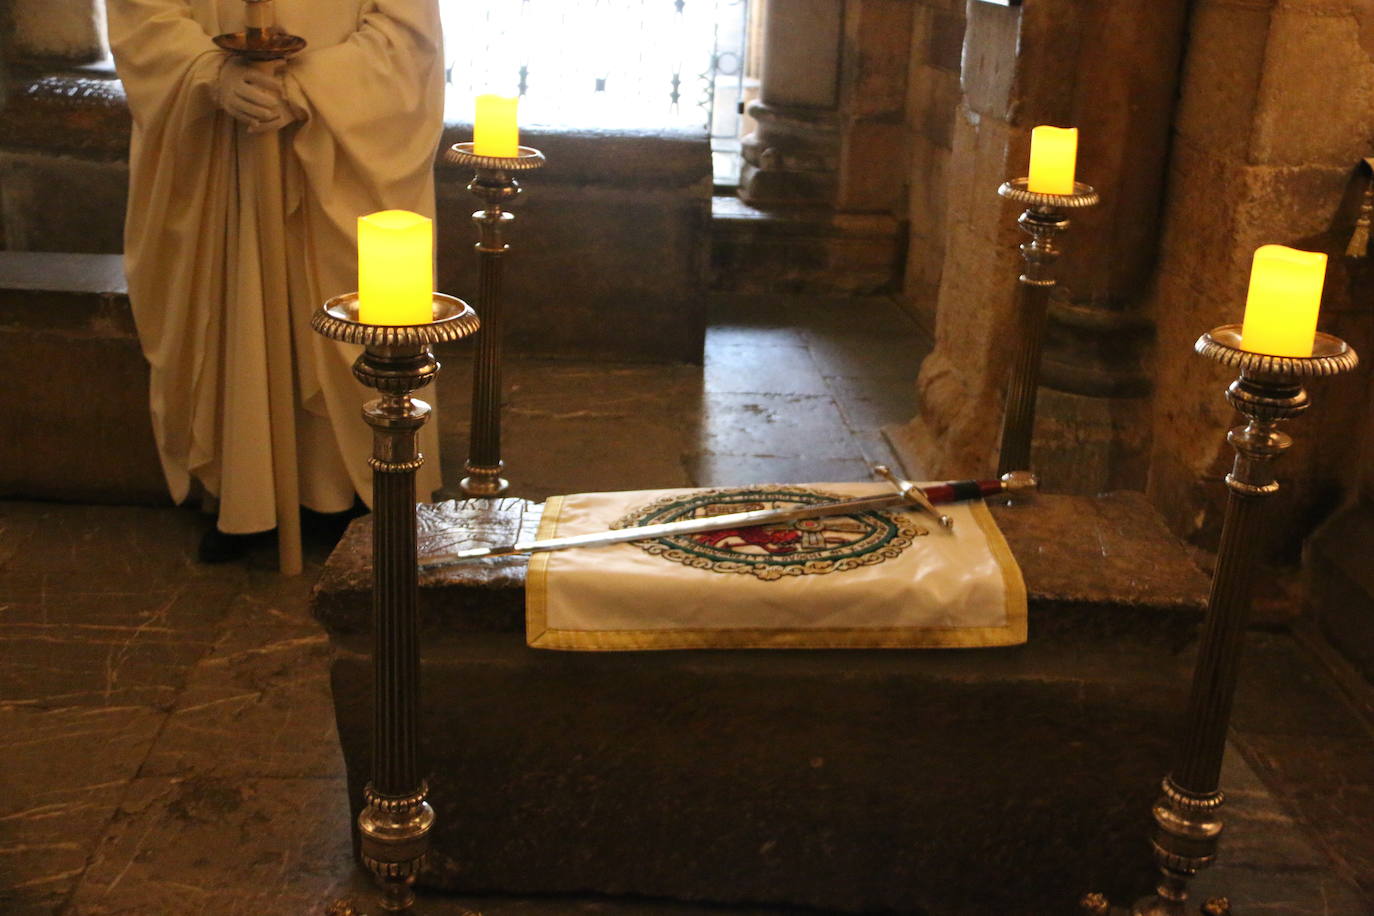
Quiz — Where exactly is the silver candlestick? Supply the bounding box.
[994,178,1099,479]
[443,142,545,498]
[1084,325,1357,916]
[313,293,479,914]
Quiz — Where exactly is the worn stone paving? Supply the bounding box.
[1,294,1372,914]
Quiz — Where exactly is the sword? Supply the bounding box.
[419,468,1037,569]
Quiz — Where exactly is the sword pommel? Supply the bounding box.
[999,470,1039,504]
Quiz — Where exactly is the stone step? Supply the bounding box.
[311,492,1212,913]
[710,195,904,296]
[0,251,167,503]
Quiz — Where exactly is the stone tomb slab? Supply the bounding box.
[312,493,1212,913]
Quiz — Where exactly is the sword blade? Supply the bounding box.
[421,491,912,569]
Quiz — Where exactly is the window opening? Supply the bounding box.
[441,0,753,186]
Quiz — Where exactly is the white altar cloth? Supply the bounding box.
[526,483,1026,651]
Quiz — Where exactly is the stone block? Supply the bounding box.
[843,0,915,118]
[760,0,844,109]
[435,127,711,364]
[1172,0,1269,162]
[1252,6,1374,167]
[906,64,961,152]
[0,152,127,254]
[440,184,708,363]
[1233,164,1354,256]
[908,3,936,72]
[0,332,166,503]
[941,106,980,229]
[837,119,908,211]
[330,639,1181,913]
[971,119,1025,247]
[9,0,109,63]
[710,197,902,295]
[0,84,711,364]
[312,494,1210,912]
[1052,0,1190,298]
[0,74,130,159]
[907,138,950,226]
[1005,0,1087,126]
[898,353,997,481]
[961,0,1023,119]
[1030,388,1153,495]
[929,219,1020,350]
[1304,500,1374,684]
[925,6,967,74]
[0,253,166,503]
[1154,141,1254,310]
[314,491,1209,649]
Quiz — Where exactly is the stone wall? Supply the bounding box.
[893,0,1191,494]
[892,0,1373,558]
[0,73,711,364]
[902,0,965,335]
[1143,0,1374,551]
[5,0,109,66]
[720,0,912,298]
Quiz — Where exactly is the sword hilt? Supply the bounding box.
[872,465,955,530]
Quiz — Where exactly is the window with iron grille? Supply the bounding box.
[441,0,751,184]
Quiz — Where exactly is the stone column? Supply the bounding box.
[891,0,1191,493]
[739,0,845,205]
[7,0,109,66]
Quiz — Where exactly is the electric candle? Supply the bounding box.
[357,210,433,325]
[474,94,519,158]
[1027,126,1078,195]
[1240,244,1326,358]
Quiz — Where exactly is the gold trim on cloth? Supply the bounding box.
[527,486,1027,651]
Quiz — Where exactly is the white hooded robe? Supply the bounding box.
[109,0,445,533]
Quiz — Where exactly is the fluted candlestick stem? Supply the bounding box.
[994,179,1098,480]
[445,143,545,498]
[312,294,479,916]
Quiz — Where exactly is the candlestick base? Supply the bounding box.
[460,463,508,498]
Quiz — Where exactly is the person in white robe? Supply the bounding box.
[109,0,445,555]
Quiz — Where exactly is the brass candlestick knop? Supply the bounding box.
[1085,324,1356,916]
[312,294,480,914]
[994,178,1099,479]
[444,142,546,497]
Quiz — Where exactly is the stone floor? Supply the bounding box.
[2,294,1373,915]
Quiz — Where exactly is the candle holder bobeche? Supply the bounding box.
[1084,324,1357,916]
[312,293,479,915]
[995,177,1099,479]
[444,142,546,497]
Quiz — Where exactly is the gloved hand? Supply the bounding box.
[215,57,296,134]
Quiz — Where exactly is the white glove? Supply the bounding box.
[215,57,295,134]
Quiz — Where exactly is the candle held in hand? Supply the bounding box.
[1027,126,1078,195]
[357,210,433,326]
[1240,244,1326,358]
[474,94,520,158]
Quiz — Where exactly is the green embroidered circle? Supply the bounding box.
[613,486,926,581]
